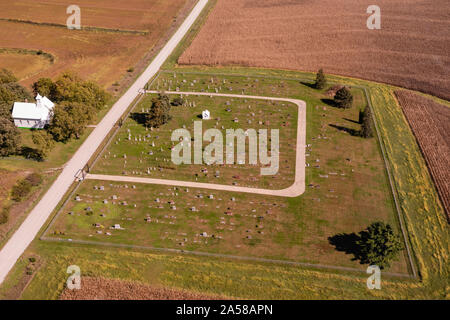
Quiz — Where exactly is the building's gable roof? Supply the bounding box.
[12,102,42,120]
[12,94,54,121]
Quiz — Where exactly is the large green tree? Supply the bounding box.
[356,222,403,269]
[334,87,353,109]
[48,102,90,142]
[32,72,109,110]
[32,77,56,98]
[145,94,172,128]
[0,117,21,157]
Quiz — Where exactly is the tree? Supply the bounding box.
[48,106,81,142]
[0,117,21,157]
[0,82,33,105]
[314,69,327,90]
[145,94,172,128]
[360,106,374,138]
[0,68,18,84]
[11,179,32,202]
[356,222,403,269]
[32,130,55,160]
[334,87,353,109]
[32,78,56,98]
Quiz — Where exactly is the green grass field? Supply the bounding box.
[92,94,298,189]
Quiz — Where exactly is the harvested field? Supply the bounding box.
[394,91,450,221]
[179,0,450,100]
[60,277,226,300]
[0,50,52,81]
[0,0,195,89]
[0,0,181,32]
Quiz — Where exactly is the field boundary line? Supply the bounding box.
[0,18,148,35]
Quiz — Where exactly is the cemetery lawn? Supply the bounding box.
[92,94,298,189]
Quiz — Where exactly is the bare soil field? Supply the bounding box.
[60,277,226,300]
[394,91,450,221]
[179,0,450,100]
[0,0,195,89]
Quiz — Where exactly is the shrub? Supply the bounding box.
[29,257,36,263]
[334,87,353,109]
[11,179,32,202]
[25,172,43,186]
[0,68,18,84]
[360,106,374,138]
[171,97,185,106]
[0,206,9,225]
[32,130,55,160]
[127,67,134,73]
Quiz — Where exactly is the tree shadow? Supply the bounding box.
[343,117,360,124]
[300,81,316,89]
[328,232,363,263]
[20,146,43,162]
[329,124,361,137]
[321,98,336,108]
[130,112,148,126]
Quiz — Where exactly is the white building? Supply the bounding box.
[12,94,55,129]
[202,109,210,120]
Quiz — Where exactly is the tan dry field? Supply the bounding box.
[179,0,450,100]
[0,0,195,89]
[60,277,226,300]
[394,91,450,221]
[0,52,51,81]
[0,0,183,31]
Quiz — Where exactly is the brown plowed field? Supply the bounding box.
[395,91,450,221]
[60,277,227,300]
[179,0,450,100]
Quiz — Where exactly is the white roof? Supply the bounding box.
[12,94,54,121]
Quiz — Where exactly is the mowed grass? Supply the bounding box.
[45,73,407,273]
[93,94,298,189]
[1,241,426,300]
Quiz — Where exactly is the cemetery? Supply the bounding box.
[45,72,408,273]
[92,92,298,189]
